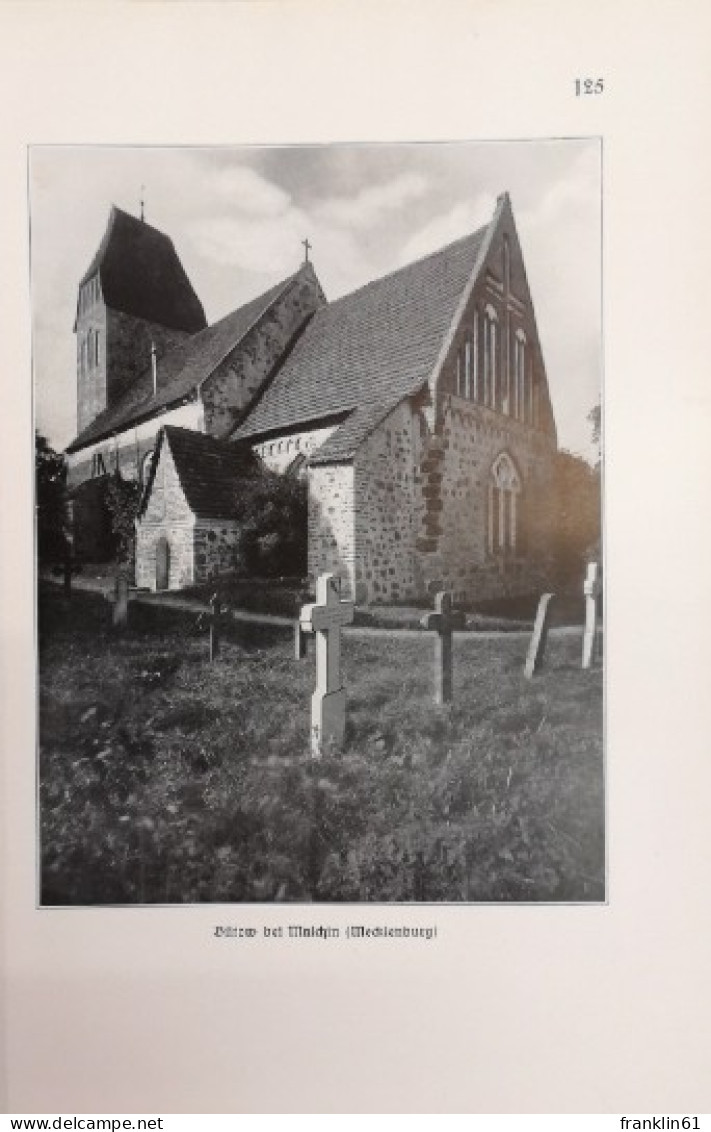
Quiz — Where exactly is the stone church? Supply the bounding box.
[65,192,558,604]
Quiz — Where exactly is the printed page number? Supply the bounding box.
[575,78,604,95]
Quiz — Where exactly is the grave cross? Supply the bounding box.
[582,562,601,669]
[299,572,354,755]
[420,591,466,704]
[524,592,554,679]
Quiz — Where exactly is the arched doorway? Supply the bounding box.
[155,536,170,590]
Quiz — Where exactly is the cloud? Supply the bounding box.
[316,172,429,229]
[397,194,496,266]
[210,165,291,217]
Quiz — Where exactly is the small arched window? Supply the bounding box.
[488,452,522,556]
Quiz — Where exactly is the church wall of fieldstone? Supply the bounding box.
[413,395,557,604]
[352,402,421,604]
[193,520,242,584]
[202,270,324,439]
[307,464,356,599]
[75,303,108,434]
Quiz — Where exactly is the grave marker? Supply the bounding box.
[524,593,555,678]
[420,591,466,704]
[582,562,601,669]
[112,576,129,630]
[299,573,354,755]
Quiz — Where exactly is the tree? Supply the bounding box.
[239,469,308,577]
[35,432,68,563]
[105,473,142,578]
[551,449,601,588]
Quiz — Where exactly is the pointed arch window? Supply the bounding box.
[514,329,527,420]
[488,452,522,556]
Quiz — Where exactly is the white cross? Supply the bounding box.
[299,573,354,754]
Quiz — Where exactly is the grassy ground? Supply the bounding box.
[38,587,604,905]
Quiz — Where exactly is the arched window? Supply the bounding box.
[488,452,522,556]
[483,305,499,409]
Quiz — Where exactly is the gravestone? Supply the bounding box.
[112,576,129,630]
[299,573,354,756]
[582,562,601,669]
[524,593,555,679]
[420,591,466,704]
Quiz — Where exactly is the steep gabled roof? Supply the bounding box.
[76,206,207,333]
[138,426,260,520]
[67,267,312,453]
[232,213,496,454]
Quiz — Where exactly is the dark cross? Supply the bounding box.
[524,592,554,679]
[140,185,146,222]
[209,593,224,662]
[302,237,312,263]
[420,591,466,704]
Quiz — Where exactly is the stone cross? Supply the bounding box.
[112,576,130,630]
[524,592,554,679]
[582,562,601,669]
[420,591,466,704]
[299,573,354,755]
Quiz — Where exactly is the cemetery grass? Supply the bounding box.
[39,589,604,905]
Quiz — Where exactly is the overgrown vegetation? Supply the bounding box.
[39,588,604,905]
[238,468,308,577]
[105,473,142,578]
[35,432,68,563]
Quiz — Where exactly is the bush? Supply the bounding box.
[105,473,141,579]
[239,469,307,577]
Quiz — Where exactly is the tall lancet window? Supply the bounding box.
[488,451,522,556]
[483,304,499,409]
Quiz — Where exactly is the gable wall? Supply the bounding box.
[135,440,195,590]
[202,272,324,439]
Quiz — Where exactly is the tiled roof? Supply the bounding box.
[139,426,260,520]
[78,206,206,333]
[233,220,492,456]
[67,269,306,453]
[308,401,399,465]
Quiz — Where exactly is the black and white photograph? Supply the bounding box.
[33,139,603,906]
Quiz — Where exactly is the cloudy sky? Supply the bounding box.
[30,140,601,457]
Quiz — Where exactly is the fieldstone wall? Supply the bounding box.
[352,402,420,604]
[193,520,242,583]
[307,464,356,598]
[202,268,324,439]
[75,303,108,434]
[414,395,557,603]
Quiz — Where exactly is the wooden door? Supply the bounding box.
[155,536,170,590]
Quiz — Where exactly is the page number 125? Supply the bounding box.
[575,78,604,95]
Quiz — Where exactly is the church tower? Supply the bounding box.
[74,206,207,435]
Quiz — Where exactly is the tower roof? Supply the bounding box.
[76,205,206,333]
